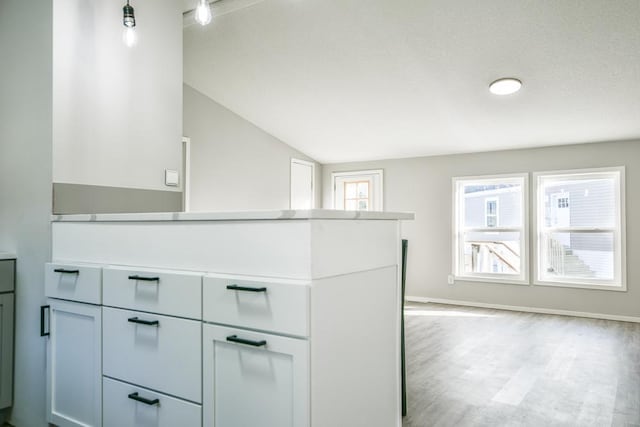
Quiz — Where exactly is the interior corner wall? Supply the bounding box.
[184,84,322,211]
[52,0,183,195]
[322,140,640,318]
[0,1,53,426]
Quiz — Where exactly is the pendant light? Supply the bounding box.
[122,0,137,47]
[195,0,213,26]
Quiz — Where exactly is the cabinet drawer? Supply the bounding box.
[203,274,310,337]
[103,266,202,319]
[103,377,201,427]
[102,307,202,403]
[45,263,102,304]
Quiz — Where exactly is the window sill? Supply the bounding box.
[453,275,529,286]
[533,280,627,292]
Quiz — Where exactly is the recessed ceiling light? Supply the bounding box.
[489,78,522,96]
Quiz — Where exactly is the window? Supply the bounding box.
[332,170,383,211]
[485,198,498,228]
[535,167,625,290]
[453,174,528,283]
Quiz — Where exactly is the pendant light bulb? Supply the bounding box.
[195,0,212,26]
[123,26,138,47]
[122,0,137,47]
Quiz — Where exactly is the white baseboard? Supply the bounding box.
[405,296,640,324]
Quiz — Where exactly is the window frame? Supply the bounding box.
[533,166,626,291]
[452,173,530,285]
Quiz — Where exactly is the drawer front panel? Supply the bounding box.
[203,275,309,337]
[103,377,201,427]
[102,307,202,403]
[45,263,102,304]
[203,324,310,427]
[103,266,202,319]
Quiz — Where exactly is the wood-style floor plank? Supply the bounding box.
[402,303,640,427]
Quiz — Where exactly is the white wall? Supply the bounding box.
[184,84,322,211]
[323,140,640,318]
[0,1,53,425]
[53,0,183,192]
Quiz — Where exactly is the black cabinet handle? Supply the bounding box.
[40,305,50,337]
[128,392,159,406]
[226,335,267,347]
[128,317,159,327]
[128,275,160,282]
[54,268,79,274]
[226,284,267,293]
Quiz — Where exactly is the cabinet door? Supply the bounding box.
[202,324,309,427]
[47,299,102,427]
[0,293,14,409]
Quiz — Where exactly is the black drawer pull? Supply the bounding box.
[54,268,79,274]
[128,392,159,406]
[128,275,160,282]
[128,317,159,326]
[226,335,267,347]
[226,284,267,293]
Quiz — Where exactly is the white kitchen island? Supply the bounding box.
[46,209,413,427]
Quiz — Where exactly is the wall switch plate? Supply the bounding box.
[447,275,455,285]
[165,169,179,187]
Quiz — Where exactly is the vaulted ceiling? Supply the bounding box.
[183,0,640,164]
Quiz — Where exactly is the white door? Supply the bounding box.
[202,324,309,427]
[290,159,314,209]
[0,293,14,409]
[333,170,384,211]
[47,299,102,427]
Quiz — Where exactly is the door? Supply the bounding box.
[290,159,314,209]
[202,324,309,427]
[332,169,384,211]
[47,299,102,427]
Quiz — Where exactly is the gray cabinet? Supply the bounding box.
[0,259,15,409]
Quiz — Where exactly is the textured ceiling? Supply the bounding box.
[184,0,640,163]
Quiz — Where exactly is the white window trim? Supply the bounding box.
[290,158,316,209]
[452,173,530,285]
[532,166,626,291]
[331,169,384,211]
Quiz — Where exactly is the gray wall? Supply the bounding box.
[323,140,640,317]
[0,1,53,425]
[52,0,183,193]
[184,84,322,211]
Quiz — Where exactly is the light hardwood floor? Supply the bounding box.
[403,302,640,427]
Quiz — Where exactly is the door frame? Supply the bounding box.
[290,158,316,209]
[182,137,191,212]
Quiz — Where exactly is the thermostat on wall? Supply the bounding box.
[165,169,179,187]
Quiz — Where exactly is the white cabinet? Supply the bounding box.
[51,214,408,427]
[202,324,309,427]
[46,299,102,427]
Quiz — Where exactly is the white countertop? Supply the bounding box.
[0,252,16,260]
[52,209,414,222]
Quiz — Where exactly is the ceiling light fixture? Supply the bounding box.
[489,78,522,96]
[195,0,213,26]
[122,0,137,47]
